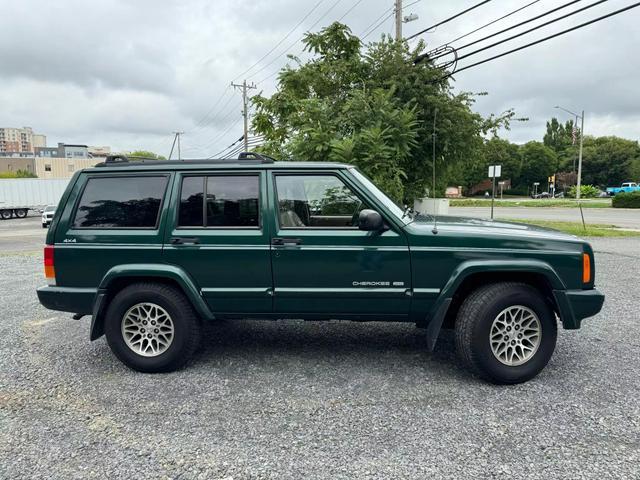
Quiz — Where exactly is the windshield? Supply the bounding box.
[349,168,410,224]
[45,206,56,212]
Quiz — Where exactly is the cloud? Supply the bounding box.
[0,0,638,156]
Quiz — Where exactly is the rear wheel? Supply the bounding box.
[455,282,557,384]
[104,283,201,372]
[0,210,12,220]
[14,209,27,218]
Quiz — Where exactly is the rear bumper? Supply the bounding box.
[553,288,605,329]
[37,286,96,315]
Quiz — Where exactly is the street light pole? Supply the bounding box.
[576,110,585,200]
[555,106,585,199]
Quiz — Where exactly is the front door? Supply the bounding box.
[163,171,273,314]
[268,171,411,319]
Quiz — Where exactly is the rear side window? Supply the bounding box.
[178,175,260,228]
[73,176,168,228]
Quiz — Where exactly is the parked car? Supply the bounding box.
[36,153,604,384]
[42,205,56,228]
[606,182,640,196]
[531,192,551,199]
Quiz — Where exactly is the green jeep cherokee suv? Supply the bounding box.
[37,153,604,384]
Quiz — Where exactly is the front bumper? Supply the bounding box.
[553,288,605,329]
[37,286,96,315]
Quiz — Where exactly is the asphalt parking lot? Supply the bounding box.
[1,218,639,479]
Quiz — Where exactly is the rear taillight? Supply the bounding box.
[582,253,591,284]
[44,245,56,286]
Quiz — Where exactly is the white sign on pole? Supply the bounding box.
[488,165,502,178]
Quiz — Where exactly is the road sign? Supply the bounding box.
[488,165,502,178]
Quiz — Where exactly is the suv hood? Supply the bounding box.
[405,215,580,243]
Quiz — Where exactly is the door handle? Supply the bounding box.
[171,237,200,245]
[271,237,302,246]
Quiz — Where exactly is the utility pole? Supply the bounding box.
[168,131,184,160]
[395,0,403,40]
[231,80,257,152]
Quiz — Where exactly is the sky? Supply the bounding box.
[1,0,639,158]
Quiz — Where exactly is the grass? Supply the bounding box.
[450,198,611,208]
[502,218,640,237]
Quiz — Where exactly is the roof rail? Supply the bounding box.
[105,154,130,164]
[94,151,278,167]
[238,151,275,163]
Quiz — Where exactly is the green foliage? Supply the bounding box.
[252,22,514,202]
[567,184,601,198]
[518,142,557,187]
[0,169,37,179]
[128,150,167,160]
[507,219,640,237]
[578,137,640,187]
[543,117,576,153]
[612,191,640,208]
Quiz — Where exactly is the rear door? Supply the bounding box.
[162,170,273,314]
[53,172,171,288]
[268,170,411,319]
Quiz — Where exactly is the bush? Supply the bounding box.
[567,184,600,198]
[612,191,640,208]
[0,169,37,179]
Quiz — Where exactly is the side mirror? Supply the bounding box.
[358,209,385,231]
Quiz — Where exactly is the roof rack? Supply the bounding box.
[238,151,275,163]
[97,151,276,167]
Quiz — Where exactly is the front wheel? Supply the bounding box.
[455,282,557,384]
[104,283,201,372]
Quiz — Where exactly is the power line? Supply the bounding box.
[361,0,422,40]
[453,0,609,63]
[438,0,542,47]
[407,0,493,40]
[362,11,395,39]
[232,1,326,82]
[188,89,237,135]
[184,99,243,152]
[250,0,345,82]
[190,85,232,131]
[338,0,365,21]
[205,117,244,158]
[423,0,583,62]
[360,6,394,38]
[448,1,640,76]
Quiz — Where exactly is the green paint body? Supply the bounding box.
[37,161,604,343]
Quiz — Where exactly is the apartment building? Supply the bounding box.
[0,127,46,154]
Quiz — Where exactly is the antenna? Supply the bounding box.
[432,107,439,235]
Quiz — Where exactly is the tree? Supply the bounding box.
[460,137,521,191]
[128,150,166,160]
[252,22,514,202]
[518,141,557,188]
[578,136,640,187]
[543,117,575,153]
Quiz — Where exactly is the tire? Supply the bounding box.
[42,223,48,229]
[15,209,27,218]
[104,282,201,373]
[455,282,557,384]
[0,210,12,220]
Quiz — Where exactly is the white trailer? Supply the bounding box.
[0,178,70,220]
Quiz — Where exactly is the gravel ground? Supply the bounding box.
[1,238,639,479]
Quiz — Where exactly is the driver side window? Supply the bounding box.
[275,174,369,228]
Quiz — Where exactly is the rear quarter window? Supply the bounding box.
[73,176,168,229]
